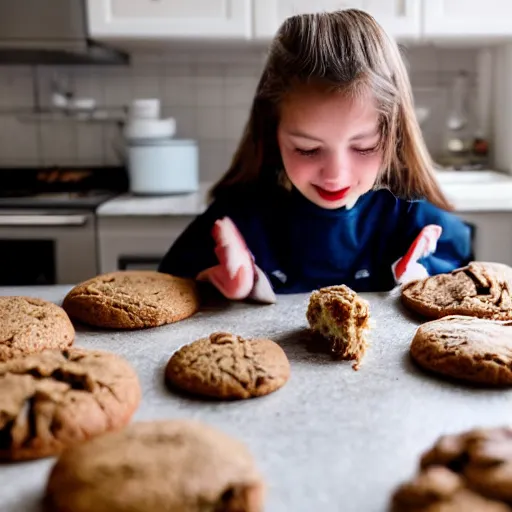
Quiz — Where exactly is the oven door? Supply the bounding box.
[0,210,97,286]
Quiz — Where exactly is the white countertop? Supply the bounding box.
[97,182,212,217]
[4,285,512,512]
[96,171,512,217]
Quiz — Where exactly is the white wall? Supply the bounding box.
[0,45,479,180]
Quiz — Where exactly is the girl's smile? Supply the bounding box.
[313,185,351,202]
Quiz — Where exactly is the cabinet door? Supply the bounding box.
[87,0,252,39]
[97,216,192,274]
[424,0,512,38]
[253,0,421,41]
[457,212,512,267]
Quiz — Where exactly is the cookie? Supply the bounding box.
[62,270,200,329]
[423,427,512,504]
[306,284,371,368]
[401,262,512,320]
[391,427,512,511]
[0,348,141,461]
[44,419,265,512]
[0,296,74,362]
[165,332,290,399]
[410,316,512,386]
[391,466,511,511]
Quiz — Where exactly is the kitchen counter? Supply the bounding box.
[2,285,512,511]
[97,182,212,216]
[97,171,512,216]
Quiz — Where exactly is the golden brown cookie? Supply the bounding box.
[0,296,74,362]
[0,348,141,461]
[44,419,265,512]
[62,270,200,329]
[410,316,512,386]
[401,262,512,320]
[391,427,512,511]
[422,427,512,504]
[165,332,290,399]
[391,466,511,511]
[306,284,371,368]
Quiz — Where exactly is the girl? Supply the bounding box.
[159,9,472,303]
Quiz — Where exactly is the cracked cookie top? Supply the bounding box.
[62,270,200,329]
[401,262,512,320]
[165,332,290,400]
[0,348,141,461]
[44,419,265,512]
[0,296,75,362]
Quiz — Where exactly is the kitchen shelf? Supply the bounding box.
[0,107,127,124]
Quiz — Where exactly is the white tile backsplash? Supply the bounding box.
[168,106,197,138]
[0,45,479,177]
[76,125,106,166]
[163,75,196,106]
[197,106,226,140]
[225,107,249,139]
[0,117,39,166]
[40,124,78,166]
[196,76,224,107]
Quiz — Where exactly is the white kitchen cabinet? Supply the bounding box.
[457,212,512,267]
[98,216,193,274]
[423,0,512,39]
[253,0,422,41]
[87,0,252,40]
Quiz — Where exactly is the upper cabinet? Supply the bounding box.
[87,0,252,40]
[86,0,512,43]
[253,0,422,41]
[423,0,512,39]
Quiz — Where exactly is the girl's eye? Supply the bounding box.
[295,147,320,157]
[354,145,379,156]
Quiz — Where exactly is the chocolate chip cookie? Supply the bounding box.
[62,270,200,329]
[44,419,265,512]
[401,262,512,320]
[0,296,74,362]
[392,427,512,510]
[0,348,141,461]
[410,315,512,385]
[165,332,290,399]
[306,284,371,368]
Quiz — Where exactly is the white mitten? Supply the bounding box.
[391,225,443,286]
[196,217,276,304]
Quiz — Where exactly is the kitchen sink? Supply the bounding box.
[434,170,512,202]
[435,170,512,184]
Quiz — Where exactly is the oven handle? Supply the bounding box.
[0,214,88,226]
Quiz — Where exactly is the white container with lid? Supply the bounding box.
[127,138,198,195]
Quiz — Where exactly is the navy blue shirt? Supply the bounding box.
[158,183,472,293]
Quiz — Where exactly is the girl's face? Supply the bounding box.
[277,85,383,209]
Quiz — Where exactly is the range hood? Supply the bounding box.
[0,0,129,65]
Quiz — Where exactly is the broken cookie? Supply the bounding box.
[0,348,141,461]
[306,284,371,369]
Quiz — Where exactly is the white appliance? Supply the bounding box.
[127,138,199,195]
[123,98,198,195]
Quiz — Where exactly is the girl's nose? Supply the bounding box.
[321,153,351,183]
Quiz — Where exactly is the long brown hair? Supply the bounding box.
[210,9,452,211]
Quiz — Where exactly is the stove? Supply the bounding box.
[0,167,129,210]
[0,166,129,286]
